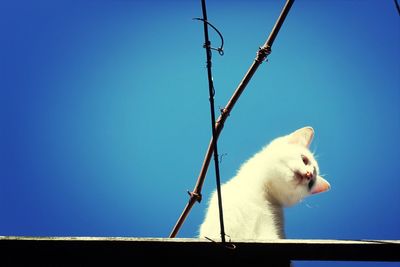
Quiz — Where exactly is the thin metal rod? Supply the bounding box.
[200,0,226,243]
[170,0,295,238]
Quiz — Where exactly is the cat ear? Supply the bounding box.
[287,126,314,147]
[310,176,331,194]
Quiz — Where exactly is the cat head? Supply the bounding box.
[264,126,330,207]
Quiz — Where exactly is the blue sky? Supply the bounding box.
[1,0,399,266]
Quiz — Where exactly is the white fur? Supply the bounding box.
[198,126,329,240]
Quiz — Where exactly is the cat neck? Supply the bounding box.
[264,184,286,238]
[268,202,285,238]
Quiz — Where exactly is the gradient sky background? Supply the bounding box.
[1,0,399,266]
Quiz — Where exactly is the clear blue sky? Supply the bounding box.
[1,1,399,266]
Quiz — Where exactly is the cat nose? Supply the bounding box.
[305,171,313,180]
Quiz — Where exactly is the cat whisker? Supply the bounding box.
[305,203,314,209]
[303,200,319,209]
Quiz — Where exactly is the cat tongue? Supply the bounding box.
[310,176,331,194]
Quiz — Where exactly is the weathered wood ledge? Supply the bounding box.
[1,236,399,266]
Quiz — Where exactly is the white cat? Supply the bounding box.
[199,126,330,240]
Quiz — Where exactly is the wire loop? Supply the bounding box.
[193,18,224,56]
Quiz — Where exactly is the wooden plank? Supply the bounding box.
[1,237,399,266]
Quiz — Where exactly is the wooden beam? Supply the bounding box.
[1,237,399,266]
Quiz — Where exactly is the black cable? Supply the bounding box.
[199,0,226,244]
[394,0,400,16]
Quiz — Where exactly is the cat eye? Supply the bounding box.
[301,155,310,165]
